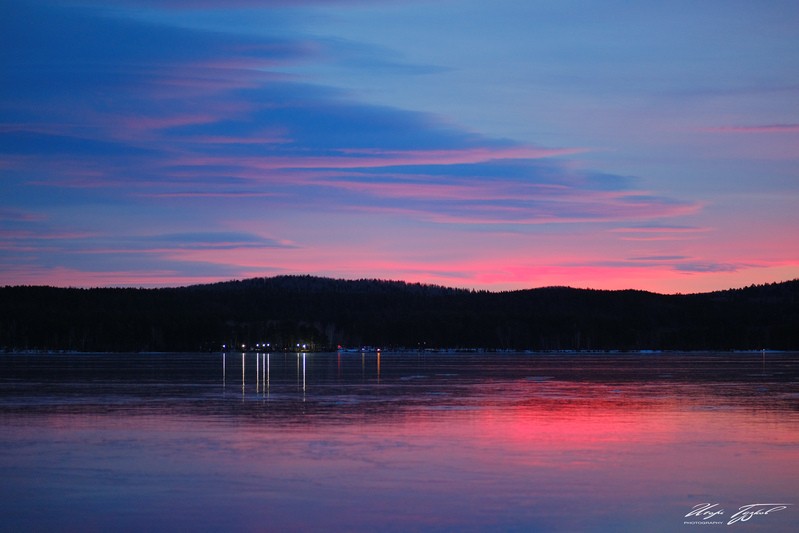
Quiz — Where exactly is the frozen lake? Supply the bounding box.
[1,351,797,532]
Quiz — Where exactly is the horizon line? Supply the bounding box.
[4,274,797,297]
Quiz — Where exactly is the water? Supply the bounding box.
[1,351,797,532]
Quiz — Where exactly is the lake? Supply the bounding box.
[1,351,797,532]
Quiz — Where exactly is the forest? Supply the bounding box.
[1,276,798,352]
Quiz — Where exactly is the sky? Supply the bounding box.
[2,0,798,293]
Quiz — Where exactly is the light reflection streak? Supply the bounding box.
[241,352,245,397]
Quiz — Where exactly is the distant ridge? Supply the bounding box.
[2,276,798,352]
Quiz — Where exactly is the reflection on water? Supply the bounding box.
[1,351,797,532]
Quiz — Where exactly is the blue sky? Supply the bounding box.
[2,0,798,292]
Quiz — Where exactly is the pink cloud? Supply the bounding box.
[168,146,584,172]
[333,146,588,166]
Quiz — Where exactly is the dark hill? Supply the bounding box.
[1,276,798,352]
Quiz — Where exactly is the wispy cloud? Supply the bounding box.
[77,0,396,8]
[628,255,690,262]
[704,124,799,133]
[163,147,582,173]
[610,225,711,241]
[673,262,746,273]
[0,222,297,287]
[140,191,280,199]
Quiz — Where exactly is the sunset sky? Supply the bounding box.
[2,0,798,293]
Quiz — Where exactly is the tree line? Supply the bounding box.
[1,276,798,352]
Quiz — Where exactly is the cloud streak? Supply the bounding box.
[705,124,799,133]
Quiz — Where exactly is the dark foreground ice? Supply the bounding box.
[1,351,797,532]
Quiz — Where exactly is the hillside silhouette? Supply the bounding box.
[2,276,798,352]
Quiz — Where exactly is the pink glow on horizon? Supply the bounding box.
[1,259,797,294]
[129,243,799,293]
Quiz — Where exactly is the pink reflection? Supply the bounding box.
[5,377,797,532]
